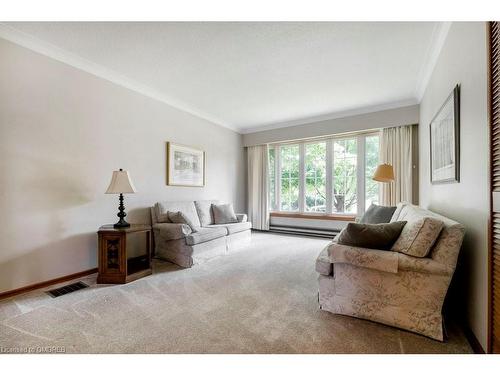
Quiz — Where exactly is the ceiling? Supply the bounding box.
[2,22,443,133]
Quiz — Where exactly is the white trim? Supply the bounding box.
[414,22,452,101]
[276,144,282,211]
[240,99,418,134]
[0,23,237,132]
[298,143,305,213]
[357,135,366,217]
[267,128,383,147]
[325,139,333,215]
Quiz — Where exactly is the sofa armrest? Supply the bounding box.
[327,243,399,274]
[153,223,192,241]
[236,214,248,223]
[397,253,454,276]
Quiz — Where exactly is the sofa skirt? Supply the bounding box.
[318,272,445,341]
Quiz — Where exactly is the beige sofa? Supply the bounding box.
[316,203,465,341]
[151,200,251,267]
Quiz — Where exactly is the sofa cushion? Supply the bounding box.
[389,203,465,264]
[207,221,252,235]
[185,227,227,246]
[391,217,444,258]
[390,202,407,222]
[360,204,397,224]
[212,203,238,224]
[155,201,201,227]
[168,211,198,232]
[194,200,220,226]
[337,221,407,250]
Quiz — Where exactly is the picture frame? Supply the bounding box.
[166,142,205,187]
[430,84,460,184]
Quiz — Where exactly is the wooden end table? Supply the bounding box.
[97,224,152,284]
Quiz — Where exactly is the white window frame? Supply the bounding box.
[269,131,380,217]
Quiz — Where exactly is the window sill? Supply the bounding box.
[270,212,356,222]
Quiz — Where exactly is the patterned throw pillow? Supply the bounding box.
[391,217,444,257]
[336,221,407,250]
[167,211,198,232]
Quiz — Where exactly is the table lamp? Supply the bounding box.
[105,168,136,228]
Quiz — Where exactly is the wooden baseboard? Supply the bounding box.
[463,323,486,354]
[0,268,98,300]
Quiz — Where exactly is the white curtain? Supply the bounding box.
[247,144,270,230]
[380,125,414,206]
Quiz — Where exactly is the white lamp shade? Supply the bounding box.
[372,163,395,183]
[105,169,136,194]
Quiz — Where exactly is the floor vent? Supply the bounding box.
[46,281,89,298]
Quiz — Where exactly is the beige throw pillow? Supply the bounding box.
[391,217,444,257]
[168,211,198,232]
[212,203,238,224]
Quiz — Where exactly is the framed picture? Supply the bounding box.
[430,84,460,184]
[166,142,205,187]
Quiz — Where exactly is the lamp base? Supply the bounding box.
[113,220,131,228]
[113,193,130,228]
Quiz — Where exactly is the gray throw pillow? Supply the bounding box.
[360,203,397,224]
[168,211,198,232]
[212,203,238,224]
[337,221,407,250]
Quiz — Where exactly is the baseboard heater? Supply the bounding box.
[269,224,339,239]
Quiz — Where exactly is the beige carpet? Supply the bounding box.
[0,232,472,354]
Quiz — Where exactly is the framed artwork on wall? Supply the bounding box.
[166,142,205,187]
[430,84,460,184]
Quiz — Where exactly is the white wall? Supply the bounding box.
[243,104,419,146]
[0,38,246,293]
[419,22,488,350]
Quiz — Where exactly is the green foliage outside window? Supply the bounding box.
[280,145,300,211]
[268,134,379,214]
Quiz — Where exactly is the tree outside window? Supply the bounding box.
[305,142,326,212]
[268,132,380,215]
[333,139,357,214]
[280,144,299,211]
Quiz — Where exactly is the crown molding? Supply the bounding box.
[240,98,419,134]
[0,23,237,132]
[414,21,452,102]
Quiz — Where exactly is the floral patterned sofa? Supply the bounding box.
[316,203,465,341]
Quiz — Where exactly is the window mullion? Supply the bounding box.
[357,135,365,217]
[326,139,333,214]
[299,143,305,213]
[276,145,281,211]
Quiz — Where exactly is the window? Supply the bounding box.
[280,144,300,211]
[365,135,380,208]
[305,142,326,212]
[333,138,357,214]
[268,132,380,216]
